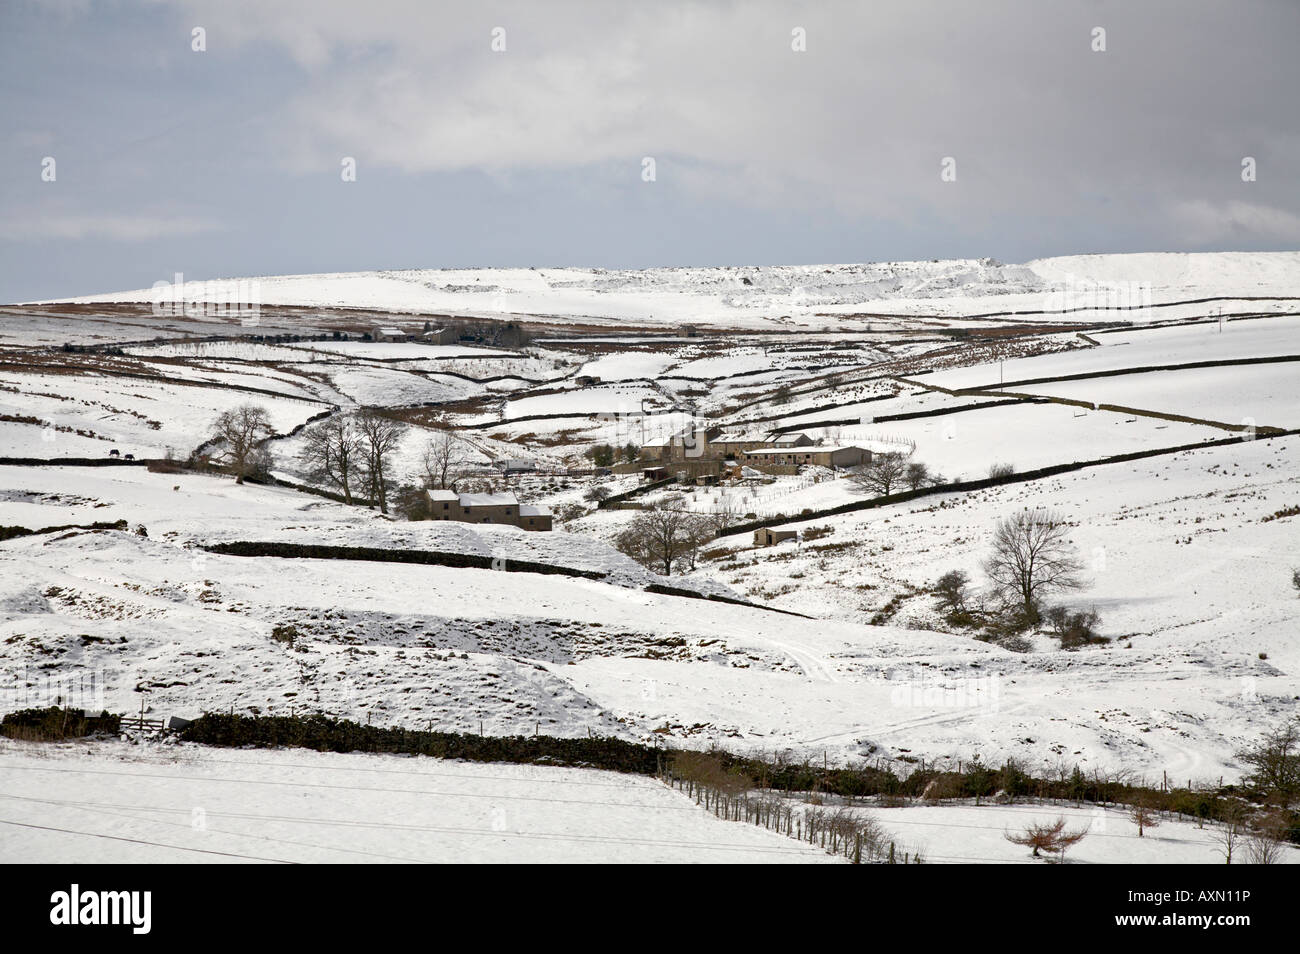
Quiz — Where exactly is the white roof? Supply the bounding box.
[744,444,865,455]
[426,489,457,501]
[519,505,550,516]
[459,492,518,507]
[713,431,809,445]
[376,327,403,335]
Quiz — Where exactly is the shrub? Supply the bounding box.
[586,444,615,468]
[583,485,612,503]
[933,570,972,623]
[1,707,121,742]
[1004,816,1089,862]
[1044,606,1106,648]
[904,461,930,491]
[271,624,300,646]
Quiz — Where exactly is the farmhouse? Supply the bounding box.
[426,489,553,531]
[373,326,407,342]
[710,430,814,459]
[639,425,722,462]
[575,374,602,387]
[741,444,871,470]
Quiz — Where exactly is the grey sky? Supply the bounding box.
[2,0,1297,303]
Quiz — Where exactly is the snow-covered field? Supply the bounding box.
[1013,364,1300,430]
[0,740,830,863]
[0,370,328,458]
[285,341,517,360]
[826,800,1298,864]
[5,739,1292,864]
[928,315,1300,390]
[796,402,1224,482]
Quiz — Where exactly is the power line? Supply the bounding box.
[0,817,298,864]
[1,794,823,859]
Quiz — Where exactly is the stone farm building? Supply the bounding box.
[426,490,553,531]
[638,426,868,474]
[740,444,871,469]
[710,430,815,458]
[639,426,723,463]
[754,528,800,546]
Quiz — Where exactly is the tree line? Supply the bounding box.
[205,403,502,518]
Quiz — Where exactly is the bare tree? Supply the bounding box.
[904,461,930,491]
[301,414,362,503]
[1213,808,1246,864]
[982,509,1085,621]
[678,513,715,572]
[1244,812,1288,864]
[355,410,406,514]
[615,506,693,576]
[421,430,471,491]
[1128,794,1162,838]
[1236,718,1300,807]
[1004,816,1089,863]
[211,404,274,484]
[851,452,908,496]
[707,495,742,537]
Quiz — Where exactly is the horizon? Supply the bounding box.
[28,247,1300,307]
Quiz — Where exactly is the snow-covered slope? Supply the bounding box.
[40,252,1300,330]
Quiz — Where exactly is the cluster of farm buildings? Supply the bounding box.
[418,424,870,533]
[637,426,871,481]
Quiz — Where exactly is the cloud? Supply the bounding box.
[163,0,1299,238]
[1169,200,1300,245]
[0,211,224,242]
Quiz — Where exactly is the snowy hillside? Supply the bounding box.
[39,251,1300,330]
